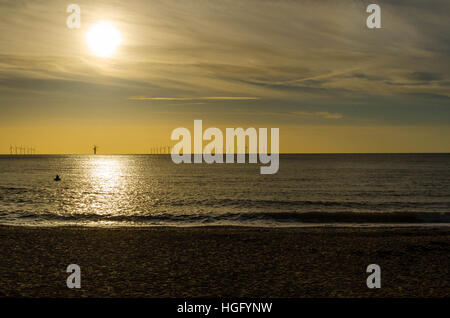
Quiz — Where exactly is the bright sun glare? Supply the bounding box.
[86,21,122,58]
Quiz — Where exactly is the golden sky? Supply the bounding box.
[0,0,449,154]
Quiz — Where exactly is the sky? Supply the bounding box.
[0,0,449,154]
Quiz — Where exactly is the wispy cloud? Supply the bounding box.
[292,111,343,120]
[0,0,448,128]
[128,96,260,101]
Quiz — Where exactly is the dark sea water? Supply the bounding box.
[0,154,449,227]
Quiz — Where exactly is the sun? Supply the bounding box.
[86,21,122,58]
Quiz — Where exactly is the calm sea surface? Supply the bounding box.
[0,154,449,227]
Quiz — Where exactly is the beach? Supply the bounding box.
[0,225,449,298]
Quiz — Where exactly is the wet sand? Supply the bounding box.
[0,225,449,297]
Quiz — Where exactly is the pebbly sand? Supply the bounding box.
[0,225,449,297]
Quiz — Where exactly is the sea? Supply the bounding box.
[0,154,449,227]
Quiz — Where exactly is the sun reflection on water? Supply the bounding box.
[86,157,128,216]
[90,158,122,185]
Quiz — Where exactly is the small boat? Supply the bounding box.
[54,175,61,182]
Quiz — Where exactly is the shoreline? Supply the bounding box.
[1,223,450,229]
[1,225,449,297]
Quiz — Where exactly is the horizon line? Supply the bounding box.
[1,152,449,156]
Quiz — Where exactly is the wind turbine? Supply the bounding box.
[93,145,98,155]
